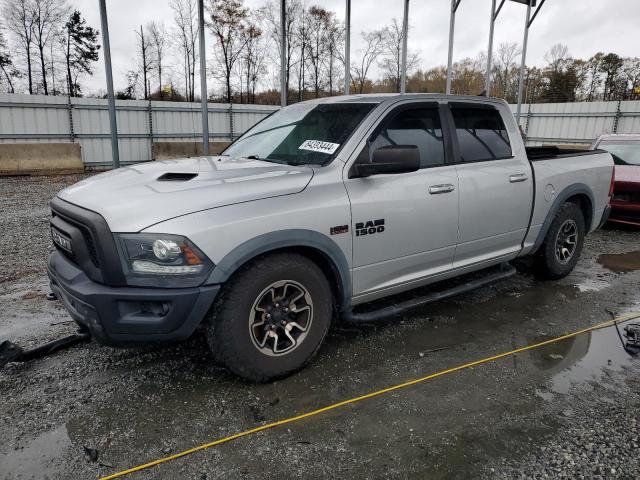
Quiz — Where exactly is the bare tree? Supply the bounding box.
[585,52,603,101]
[326,13,344,95]
[0,29,18,92]
[32,0,68,95]
[306,6,330,98]
[135,25,154,99]
[239,21,264,103]
[170,0,198,101]
[207,0,249,103]
[295,7,310,100]
[258,0,301,101]
[3,0,36,93]
[379,18,420,92]
[148,21,167,96]
[622,57,640,98]
[492,42,521,101]
[351,29,386,94]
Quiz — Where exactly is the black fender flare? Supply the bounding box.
[532,183,595,253]
[206,229,352,310]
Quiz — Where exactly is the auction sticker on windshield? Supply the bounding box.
[299,140,340,154]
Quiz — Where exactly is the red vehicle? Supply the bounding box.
[593,134,640,227]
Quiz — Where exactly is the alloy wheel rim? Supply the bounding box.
[248,280,313,356]
[555,219,578,264]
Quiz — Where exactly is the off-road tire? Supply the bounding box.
[534,202,586,280]
[206,253,332,382]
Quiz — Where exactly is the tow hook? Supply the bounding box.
[0,330,90,369]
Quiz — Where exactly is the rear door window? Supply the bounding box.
[451,106,512,162]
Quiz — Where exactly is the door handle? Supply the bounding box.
[509,173,529,183]
[429,184,455,194]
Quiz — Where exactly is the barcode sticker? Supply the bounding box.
[299,140,340,154]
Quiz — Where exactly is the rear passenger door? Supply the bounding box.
[447,103,533,267]
[345,103,459,300]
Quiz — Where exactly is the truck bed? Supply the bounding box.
[526,146,606,161]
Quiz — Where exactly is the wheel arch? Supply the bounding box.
[206,230,351,312]
[532,183,595,254]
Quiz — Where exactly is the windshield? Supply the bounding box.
[223,102,377,166]
[598,141,640,166]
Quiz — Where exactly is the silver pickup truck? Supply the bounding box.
[47,94,614,380]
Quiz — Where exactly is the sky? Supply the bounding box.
[76,0,640,95]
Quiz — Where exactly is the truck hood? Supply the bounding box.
[58,156,314,232]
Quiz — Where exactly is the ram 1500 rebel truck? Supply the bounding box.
[47,94,614,381]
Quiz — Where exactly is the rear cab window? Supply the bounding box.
[451,106,512,162]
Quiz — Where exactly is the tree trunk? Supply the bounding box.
[66,30,73,96]
[39,44,48,95]
[1,65,14,93]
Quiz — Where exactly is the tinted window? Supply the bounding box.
[369,108,445,168]
[452,107,512,162]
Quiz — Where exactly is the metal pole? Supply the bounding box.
[445,0,458,95]
[280,0,287,106]
[198,0,209,155]
[344,0,351,95]
[98,0,119,169]
[485,0,496,96]
[400,0,409,94]
[515,1,532,126]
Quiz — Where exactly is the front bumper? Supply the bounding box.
[47,251,220,346]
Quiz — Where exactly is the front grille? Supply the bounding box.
[78,224,100,267]
[49,197,126,287]
[51,209,100,268]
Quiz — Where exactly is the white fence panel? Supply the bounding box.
[0,93,278,167]
[509,100,640,146]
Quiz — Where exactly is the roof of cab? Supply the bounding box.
[299,93,508,106]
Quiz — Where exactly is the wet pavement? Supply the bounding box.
[1,175,640,480]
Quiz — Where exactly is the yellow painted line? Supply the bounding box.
[100,312,640,480]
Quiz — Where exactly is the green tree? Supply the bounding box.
[63,10,99,97]
[599,53,624,100]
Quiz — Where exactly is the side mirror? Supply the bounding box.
[350,145,420,178]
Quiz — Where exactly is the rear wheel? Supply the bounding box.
[534,202,586,280]
[206,253,332,382]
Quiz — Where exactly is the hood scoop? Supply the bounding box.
[157,172,198,182]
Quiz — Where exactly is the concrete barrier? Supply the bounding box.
[154,141,232,161]
[0,143,83,175]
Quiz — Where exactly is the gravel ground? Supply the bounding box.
[0,174,639,480]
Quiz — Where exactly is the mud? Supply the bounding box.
[1,175,640,479]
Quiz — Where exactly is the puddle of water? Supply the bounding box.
[574,277,610,293]
[598,251,640,273]
[529,325,635,395]
[0,424,72,480]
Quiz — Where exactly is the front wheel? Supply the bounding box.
[534,202,586,280]
[206,253,332,382]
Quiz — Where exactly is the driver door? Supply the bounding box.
[344,103,460,301]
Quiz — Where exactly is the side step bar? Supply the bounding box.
[342,263,517,323]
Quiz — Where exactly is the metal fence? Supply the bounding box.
[510,100,640,146]
[0,93,278,167]
[2,94,640,167]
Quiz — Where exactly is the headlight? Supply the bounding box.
[115,233,213,286]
